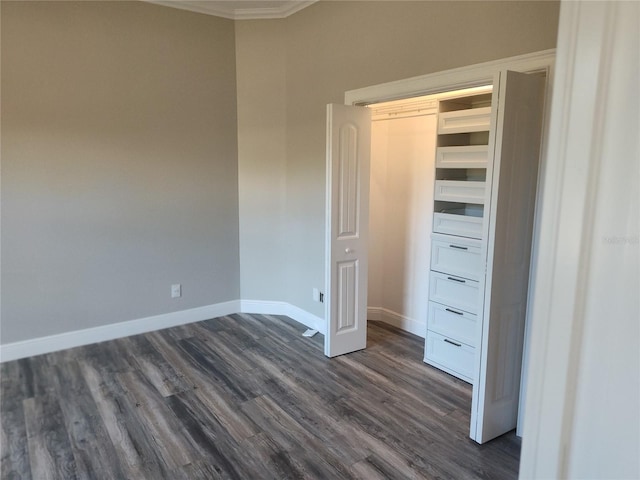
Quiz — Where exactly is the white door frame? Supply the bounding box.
[335,49,556,434]
[519,2,639,478]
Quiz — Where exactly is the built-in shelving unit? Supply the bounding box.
[423,71,546,446]
[425,89,492,383]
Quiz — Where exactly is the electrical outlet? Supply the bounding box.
[171,284,182,298]
[319,292,324,303]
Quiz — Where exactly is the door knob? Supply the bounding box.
[345,248,354,254]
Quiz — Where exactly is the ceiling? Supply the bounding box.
[145,0,317,20]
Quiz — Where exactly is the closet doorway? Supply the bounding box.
[324,50,555,444]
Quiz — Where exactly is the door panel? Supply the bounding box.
[337,260,358,332]
[470,70,545,443]
[325,104,371,357]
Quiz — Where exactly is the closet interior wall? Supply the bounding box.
[368,104,437,337]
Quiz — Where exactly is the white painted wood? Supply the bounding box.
[0,301,241,362]
[436,145,489,169]
[429,272,480,315]
[470,70,545,444]
[433,212,483,239]
[430,234,482,281]
[240,300,326,334]
[434,180,485,204]
[0,299,328,362]
[345,50,554,107]
[520,2,639,478]
[438,107,492,134]
[325,104,371,357]
[143,1,317,20]
[427,301,477,347]
[425,331,474,383]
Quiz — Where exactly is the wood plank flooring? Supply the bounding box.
[0,314,521,479]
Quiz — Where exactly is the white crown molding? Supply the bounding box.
[233,1,317,20]
[144,1,317,20]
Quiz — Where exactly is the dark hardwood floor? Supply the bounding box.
[1,314,521,479]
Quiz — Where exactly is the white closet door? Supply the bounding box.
[324,104,371,357]
[470,71,545,443]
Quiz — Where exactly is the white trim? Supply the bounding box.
[0,299,326,362]
[345,49,555,107]
[233,1,317,20]
[240,299,326,335]
[144,1,317,20]
[0,301,241,363]
[367,307,426,339]
[520,2,639,478]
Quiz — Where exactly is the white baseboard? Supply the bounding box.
[0,299,326,363]
[0,301,420,362]
[0,300,241,363]
[368,306,426,338]
[240,299,326,335]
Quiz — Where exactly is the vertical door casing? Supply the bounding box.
[325,104,372,357]
[470,70,545,443]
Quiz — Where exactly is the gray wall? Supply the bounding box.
[235,1,561,317]
[235,19,288,301]
[1,1,240,343]
[1,0,560,345]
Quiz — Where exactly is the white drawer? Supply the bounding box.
[424,331,474,383]
[433,212,483,240]
[438,107,492,134]
[434,180,485,204]
[427,301,477,347]
[436,145,489,169]
[429,271,480,315]
[430,234,482,281]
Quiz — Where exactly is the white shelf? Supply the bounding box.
[438,107,492,134]
[434,180,486,204]
[436,145,489,169]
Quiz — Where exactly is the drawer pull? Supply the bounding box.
[447,276,466,283]
[444,338,462,347]
[449,244,468,250]
[445,308,464,316]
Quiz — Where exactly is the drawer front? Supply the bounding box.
[424,331,474,383]
[429,271,480,314]
[436,145,489,169]
[433,212,483,240]
[434,180,485,204]
[430,236,482,281]
[427,301,477,347]
[438,107,492,134]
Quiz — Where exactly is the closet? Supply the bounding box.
[341,70,546,443]
[368,97,438,337]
